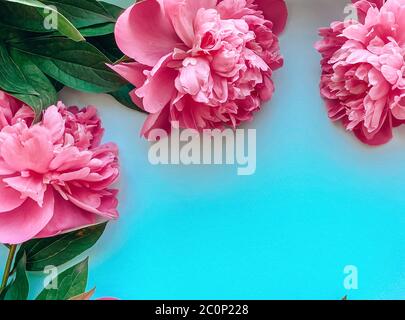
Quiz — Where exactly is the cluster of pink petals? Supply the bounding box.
[316,0,405,145]
[110,0,288,138]
[0,91,119,244]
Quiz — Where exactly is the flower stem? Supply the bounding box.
[0,244,17,294]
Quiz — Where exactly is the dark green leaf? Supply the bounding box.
[0,0,85,41]
[15,223,106,272]
[0,23,36,42]
[0,1,49,33]
[79,22,115,37]
[11,37,125,93]
[0,42,57,115]
[87,33,123,62]
[36,258,89,300]
[110,84,146,113]
[47,75,65,92]
[0,284,11,300]
[98,1,124,20]
[0,42,36,94]
[4,254,29,301]
[9,49,58,113]
[40,0,120,29]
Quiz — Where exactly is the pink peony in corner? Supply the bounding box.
[109,0,288,138]
[0,91,34,128]
[0,91,119,244]
[315,0,405,145]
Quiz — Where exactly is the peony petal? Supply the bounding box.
[368,69,390,101]
[3,175,46,206]
[108,62,149,88]
[176,57,211,96]
[0,159,15,175]
[0,91,32,129]
[0,189,54,244]
[381,64,399,84]
[0,179,25,213]
[391,94,405,120]
[254,0,288,35]
[49,147,92,172]
[1,126,54,174]
[12,105,34,126]
[354,113,393,146]
[140,106,171,139]
[66,189,118,220]
[57,167,91,181]
[346,49,371,64]
[114,0,182,66]
[351,0,384,23]
[163,0,217,47]
[41,106,65,143]
[352,0,385,8]
[395,4,405,45]
[342,24,368,43]
[35,191,97,239]
[135,55,178,113]
[129,89,145,110]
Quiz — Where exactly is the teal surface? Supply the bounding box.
[2,0,405,300]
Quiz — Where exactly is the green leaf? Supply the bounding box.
[9,49,58,113]
[40,0,122,29]
[0,42,57,115]
[98,1,123,20]
[87,33,123,62]
[4,254,29,301]
[15,223,106,272]
[36,258,89,300]
[0,23,36,42]
[11,37,125,93]
[0,42,35,94]
[98,1,124,20]
[110,84,146,113]
[0,1,50,33]
[0,0,85,41]
[47,75,65,92]
[79,22,115,37]
[0,284,10,300]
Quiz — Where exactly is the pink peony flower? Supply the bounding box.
[0,91,34,129]
[315,0,405,145]
[109,0,288,138]
[0,94,119,244]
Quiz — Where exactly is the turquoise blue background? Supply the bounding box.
[3,0,405,300]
